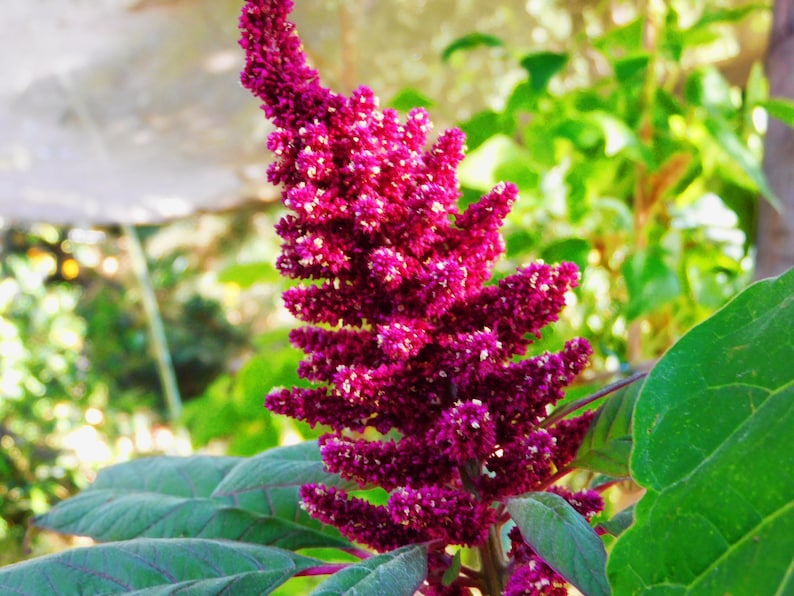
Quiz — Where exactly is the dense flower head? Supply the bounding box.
[300,484,429,553]
[435,399,496,464]
[504,559,568,596]
[389,485,497,546]
[242,0,598,592]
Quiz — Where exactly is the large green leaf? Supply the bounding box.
[87,455,241,497]
[0,538,318,595]
[608,268,794,594]
[33,490,349,550]
[33,443,351,548]
[211,441,355,524]
[126,571,305,596]
[573,380,643,477]
[309,545,427,596]
[508,493,609,596]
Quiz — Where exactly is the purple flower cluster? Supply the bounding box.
[240,0,600,592]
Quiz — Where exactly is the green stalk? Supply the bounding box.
[123,224,184,423]
[478,524,506,595]
[459,460,505,593]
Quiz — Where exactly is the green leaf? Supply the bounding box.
[441,32,503,62]
[553,119,603,151]
[591,197,633,231]
[211,441,355,520]
[594,17,644,56]
[508,493,610,596]
[505,229,539,259]
[519,51,568,93]
[541,238,592,276]
[460,110,507,151]
[745,62,768,113]
[585,112,652,164]
[596,505,635,538]
[703,115,781,211]
[684,68,734,116]
[564,173,588,224]
[0,538,319,595]
[309,545,428,596]
[504,81,537,117]
[714,184,757,256]
[88,455,242,497]
[613,53,650,83]
[573,380,643,477]
[126,571,306,596]
[388,88,435,112]
[689,3,769,29]
[456,134,533,192]
[33,490,350,550]
[608,268,794,595]
[674,25,723,51]
[35,444,351,548]
[622,249,680,321]
[758,98,794,127]
[441,550,462,587]
[218,262,280,288]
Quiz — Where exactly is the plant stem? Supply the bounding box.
[537,466,575,491]
[478,524,505,595]
[124,224,184,423]
[542,370,648,428]
[295,563,349,577]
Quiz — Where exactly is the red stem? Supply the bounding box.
[542,370,648,428]
[295,563,350,577]
[342,547,372,559]
[537,466,574,491]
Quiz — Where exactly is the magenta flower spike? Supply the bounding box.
[240,1,602,593]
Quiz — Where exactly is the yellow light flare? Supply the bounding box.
[61,258,80,280]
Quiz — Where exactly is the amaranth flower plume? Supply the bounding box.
[240,1,601,593]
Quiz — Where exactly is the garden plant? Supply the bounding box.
[0,0,792,594]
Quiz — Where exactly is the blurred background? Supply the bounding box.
[1,0,790,564]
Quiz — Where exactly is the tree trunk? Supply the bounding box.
[757,0,794,280]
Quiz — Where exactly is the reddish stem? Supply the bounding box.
[342,547,372,559]
[542,370,648,428]
[592,479,623,493]
[537,466,574,491]
[295,563,350,577]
